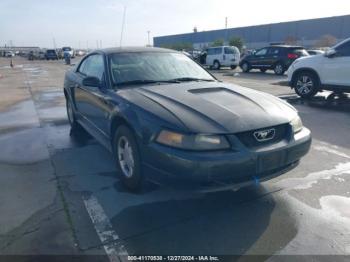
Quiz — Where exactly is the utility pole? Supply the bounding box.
[120,6,127,47]
[100,40,102,49]
[225,17,228,45]
[147,31,151,46]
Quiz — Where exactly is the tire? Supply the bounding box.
[66,97,80,130]
[213,60,221,70]
[230,65,237,70]
[241,62,250,73]
[294,72,319,99]
[113,125,143,191]
[260,68,267,73]
[274,62,285,75]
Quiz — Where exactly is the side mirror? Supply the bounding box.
[82,76,102,88]
[325,49,336,58]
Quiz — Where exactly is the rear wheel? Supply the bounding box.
[274,62,285,75]
[113,125,143,191]
[241,62,250,73]
[213,60,221,70]
[294,72,319,99]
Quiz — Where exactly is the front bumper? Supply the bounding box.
[141,127,311,190]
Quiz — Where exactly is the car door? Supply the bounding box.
[223,47,235,66]
[74,54,111,137]
[266,47,281,67]
[207,47,222,65]
[321,40,350,86]
[250,48,269,68]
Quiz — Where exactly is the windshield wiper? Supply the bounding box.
[116,79,179,86]
[169,77,215,82]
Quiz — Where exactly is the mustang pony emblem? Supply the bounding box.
[254,129,276,142]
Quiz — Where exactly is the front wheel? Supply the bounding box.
[294,72,319,99]
[113,125,143,191]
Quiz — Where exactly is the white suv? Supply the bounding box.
[288,38,350,98]
[205,46,240,70]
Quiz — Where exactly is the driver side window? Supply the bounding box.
[78,55,105,81]
[255,48,268,56]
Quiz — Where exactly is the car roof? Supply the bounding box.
[268,45,304,49]
[207,46,235,49]
[100,47,179,55]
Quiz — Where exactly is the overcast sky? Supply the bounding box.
[1,0,350,48]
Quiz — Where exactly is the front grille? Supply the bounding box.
[235,124,290,148]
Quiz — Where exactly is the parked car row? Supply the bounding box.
[187,44,326,75]
[183,39,349,99]
[27,47,77,60]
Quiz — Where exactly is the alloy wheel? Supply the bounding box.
[274,64,284,75]
[118,136,135,178]
[296,75,314,95]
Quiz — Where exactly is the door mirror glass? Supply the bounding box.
[83,76,102,88]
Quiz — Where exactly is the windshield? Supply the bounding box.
[62,47,71,51]
[109,52,214,86]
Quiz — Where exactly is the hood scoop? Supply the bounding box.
[188,87,228,94]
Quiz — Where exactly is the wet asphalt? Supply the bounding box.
[0,58,349,261]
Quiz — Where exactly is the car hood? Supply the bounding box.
[119,82,297,134]
[295,54,324,64]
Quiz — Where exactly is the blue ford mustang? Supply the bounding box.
[64,47,311,192]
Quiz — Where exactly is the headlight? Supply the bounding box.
[156,130,230,151]
[290,116,303,134]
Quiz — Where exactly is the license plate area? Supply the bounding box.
[257,151,285,173]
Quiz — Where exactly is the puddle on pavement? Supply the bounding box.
[37,106,67,122]
[23,66,47,77]
[276,162,350,190]
[0,100,39,130]
[320,195,350,220]
[0,128,49,164]
[283,92,350,112]
[34,90,65,109]
[277,190,350,255]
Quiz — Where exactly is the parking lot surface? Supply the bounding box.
[0,58,350,261]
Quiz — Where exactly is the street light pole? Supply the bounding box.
[147,31,151,46]
[120,6,127,47]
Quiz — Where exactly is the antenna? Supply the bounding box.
[120,6,127,47]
